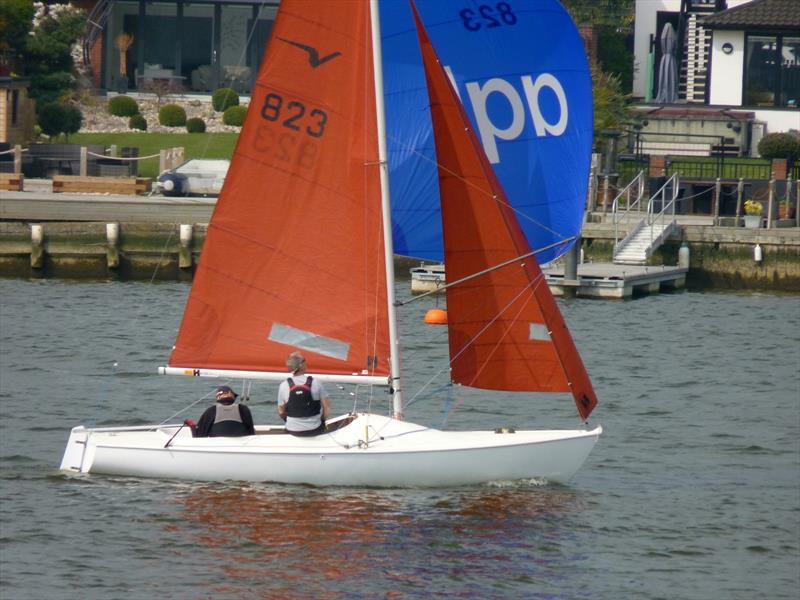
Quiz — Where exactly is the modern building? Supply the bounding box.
[632,0,799,152]
[75,0,279,95]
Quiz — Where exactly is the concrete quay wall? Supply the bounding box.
[0,193,798,290]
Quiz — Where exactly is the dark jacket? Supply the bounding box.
[194,402,256,437]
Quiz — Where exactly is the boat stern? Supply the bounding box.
[60,426,93,473]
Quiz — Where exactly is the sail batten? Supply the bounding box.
[410,2,597,419]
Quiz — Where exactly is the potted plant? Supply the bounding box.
[743,199,763,228]
[778,199,795,220]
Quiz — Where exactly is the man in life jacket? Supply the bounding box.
[277,351,331,436]
[191,385,256,437]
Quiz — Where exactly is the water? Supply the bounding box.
[1,279,798,599]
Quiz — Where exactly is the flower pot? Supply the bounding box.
[744,215,762,229]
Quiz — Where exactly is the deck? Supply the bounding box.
[544,263,687,299]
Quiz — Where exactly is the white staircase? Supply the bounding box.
[613,174,680,266]
[613,221,677,265]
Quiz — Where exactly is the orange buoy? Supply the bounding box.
[424,308,448,325]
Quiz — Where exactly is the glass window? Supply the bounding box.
[780,37,799,108]
[745,35,777,106]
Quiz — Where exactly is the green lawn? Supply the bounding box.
[70,132,240,178]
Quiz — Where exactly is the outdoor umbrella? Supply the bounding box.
[655,22,678,104]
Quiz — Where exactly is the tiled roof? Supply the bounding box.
[702,0,800,29]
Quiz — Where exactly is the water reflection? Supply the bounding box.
[167,482,588,598]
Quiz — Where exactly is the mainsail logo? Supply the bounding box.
[278,38,342,68]
[446,68,570,164]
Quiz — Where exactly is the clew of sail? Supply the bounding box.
[410,2,597,420]
[168,1,391,381]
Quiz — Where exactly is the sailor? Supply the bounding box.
[277,351,331,436]
[191,385,256,437]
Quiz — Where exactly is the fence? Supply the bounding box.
[0,144,184,179]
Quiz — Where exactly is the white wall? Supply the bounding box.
[633,0,755,99]
[753,110,800,135]
[708,30,744,105]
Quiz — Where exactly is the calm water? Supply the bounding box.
[1,279,798,599]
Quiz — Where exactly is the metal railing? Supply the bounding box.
[647,173,680,248]
[612,170,645,248]
[667,158,772,181]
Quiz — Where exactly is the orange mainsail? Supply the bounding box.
[169,0,390,378]
[410,3,597,419]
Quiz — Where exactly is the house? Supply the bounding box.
[74,0,279,95]
[632,0,799,156]
[0,77,36,145]
[704,0,799,129]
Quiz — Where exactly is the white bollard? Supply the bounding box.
[754,243,763,263]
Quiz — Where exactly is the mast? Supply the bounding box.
[370,0,404,419]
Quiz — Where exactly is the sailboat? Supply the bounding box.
[60,0,601,487]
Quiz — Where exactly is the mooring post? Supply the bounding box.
[602,175,610,215]
[735,178,744,225]
[14,145,22,174]
[179,224,193,269]
[766,178,775,229]
[109,145,118,157]
[713,177,721,225]
[796,177,800,228]
[30,224,44,269]
[564,236,580,284]
[106,223,120,269]
[586,165,597,217]
[80,146,88,177]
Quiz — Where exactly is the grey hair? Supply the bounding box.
[286,351,305,374]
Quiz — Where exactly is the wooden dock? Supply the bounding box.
[544,263,687,298]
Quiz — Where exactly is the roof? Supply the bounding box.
[702,0,800,29]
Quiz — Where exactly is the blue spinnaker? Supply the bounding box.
[381,0,593,265]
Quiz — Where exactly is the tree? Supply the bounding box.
[0,0,34,73]
[591,65,630,149]
[25,3,87,106]
[597,26,633,94]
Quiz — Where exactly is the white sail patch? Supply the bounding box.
[529,323,551,342]
[268,323,350,361]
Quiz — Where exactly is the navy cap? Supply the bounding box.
[216,385,238,397]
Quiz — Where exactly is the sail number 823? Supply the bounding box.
[260,93,327,138]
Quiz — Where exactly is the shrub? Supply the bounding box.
[129,114,147,131]
[222,105,247,127]
[37,102,81,139]
[108,95,139,117]
[757,132,800,163]
[61,104,83,140]
[186,117,206,133]
[212,87,239,112]
[158,103,187,127]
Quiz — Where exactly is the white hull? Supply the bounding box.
[60,413,601,487]
[410,264,446,294]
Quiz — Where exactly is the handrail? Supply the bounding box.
[83,0,112,67]
[647,173,679,248]
[612,170,645,248]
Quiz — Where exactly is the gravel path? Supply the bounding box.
[80,95,246,134]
